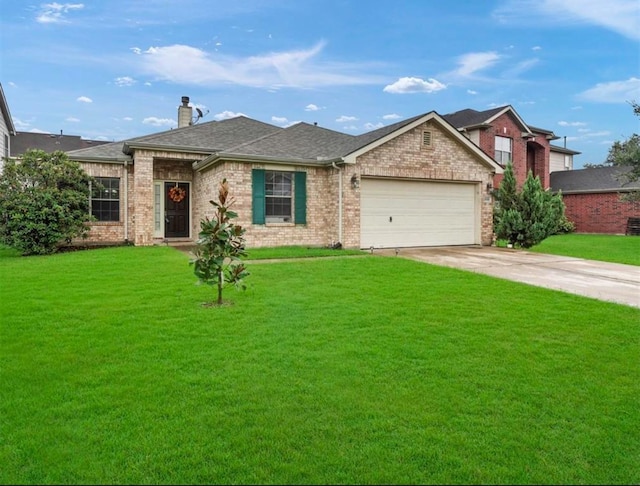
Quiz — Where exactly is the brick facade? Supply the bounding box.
[474,112,551,190]
[562,192,640,234]
[79,119,498,249]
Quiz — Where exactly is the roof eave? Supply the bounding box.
[123,141,217,156]
[194,152,345,172]
[68,155,133,164]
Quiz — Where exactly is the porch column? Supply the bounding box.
[132,151,155,246]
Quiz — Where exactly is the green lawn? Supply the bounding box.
[530,233,640,266]
[1,246,638,484]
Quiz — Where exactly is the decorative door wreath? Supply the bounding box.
[168,185,186,203]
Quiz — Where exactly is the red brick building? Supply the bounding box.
[443,105,580,190]
[550,166,640,234]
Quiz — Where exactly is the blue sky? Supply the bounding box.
[1,0,639,168]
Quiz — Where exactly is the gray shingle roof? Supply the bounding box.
[442,106,507,129]
[123,116,281,153]
[67,116,282,160]
[66,140,131,160]
[11,131,109,157]
[226,122,356,160]
[550,166,640,193]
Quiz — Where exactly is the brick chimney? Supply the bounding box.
[177,96,192,128]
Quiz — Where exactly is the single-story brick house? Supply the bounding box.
[550,166,640,234]
[67,97,503,249]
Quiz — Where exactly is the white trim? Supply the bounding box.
[154,180,192,239]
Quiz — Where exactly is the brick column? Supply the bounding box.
[132,151,154,245]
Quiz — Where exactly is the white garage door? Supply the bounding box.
[360,178,478,248]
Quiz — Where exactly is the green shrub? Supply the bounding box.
[0,150,94,255]
[493,164,569,248]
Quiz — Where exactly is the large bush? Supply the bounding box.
[494,163,572,248]
[0,149,94,255]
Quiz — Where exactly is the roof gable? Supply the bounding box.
[442,105,558,140]
[343,111,503,173]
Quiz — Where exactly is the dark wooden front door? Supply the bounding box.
[165,182,189,238]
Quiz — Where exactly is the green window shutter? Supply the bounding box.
[294,171,306,225]
[252,169,265,224]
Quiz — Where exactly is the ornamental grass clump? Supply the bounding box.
[190,179,249,306]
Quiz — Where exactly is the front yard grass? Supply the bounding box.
[530,233,640,266]
[1,246,638,484]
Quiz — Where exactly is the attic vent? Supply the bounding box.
[422,130,432,147]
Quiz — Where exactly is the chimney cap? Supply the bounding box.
[181,96,190,106]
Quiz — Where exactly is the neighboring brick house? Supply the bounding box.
[442,105,580,190]
[10,130,109,157]
[550,166,640,234]
[0,83,16,171]
[67,97,503,249]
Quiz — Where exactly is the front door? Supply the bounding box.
[165,182,189,238]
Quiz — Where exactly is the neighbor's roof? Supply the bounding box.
[11,131,109,157]
[442,105,559,140]
[550,144,581,155]
[550,166,640,193]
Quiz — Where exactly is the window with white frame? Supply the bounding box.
[495,136,512,165]
[91,177,120,222]
[265,171,293,222]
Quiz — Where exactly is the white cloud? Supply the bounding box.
[270,116,299,127]
[532,46,542,51]
[558,120,587,127]
[123,117,133,121]
[137,41,384,89]
[77,96,92,103]
[115,76,136,87]
[494,0,640,41]
[305,104,320,111]
[65,116,80,122]
[383,77,446,94]
[382,113,401,120]
[13,118,31,129]
[29,128,49,133]
[130,47,142,55]
[578,77,640,103]
[467,89,478,95]
[454,52,501,77]
[336,115,357,122]
[36,2,84,24]
[142,117,175,126]
[213,110,246,120]
[364,122,384,130]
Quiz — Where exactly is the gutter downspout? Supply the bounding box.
[123,160,129,243]
[331,161,343,245]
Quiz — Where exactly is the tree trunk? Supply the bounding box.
[217,270,224,305]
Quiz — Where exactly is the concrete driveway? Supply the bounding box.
[374,246,640,308]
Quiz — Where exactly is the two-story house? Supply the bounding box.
[442,105,580,190]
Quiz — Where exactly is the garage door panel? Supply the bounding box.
[360,179,477,248]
